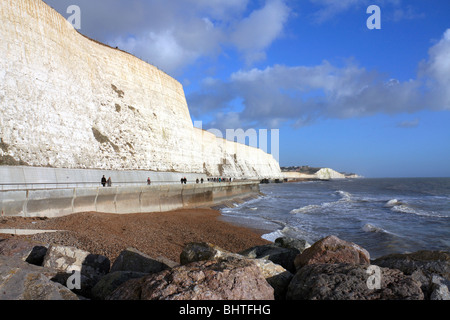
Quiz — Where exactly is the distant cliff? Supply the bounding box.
[282,167,361,181]
[0,0,282,179]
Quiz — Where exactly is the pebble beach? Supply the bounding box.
[0,208,270,264]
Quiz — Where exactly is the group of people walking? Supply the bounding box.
[101,175,233,187]
[207,177,232,183]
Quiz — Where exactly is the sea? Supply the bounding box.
[219,178,450,259]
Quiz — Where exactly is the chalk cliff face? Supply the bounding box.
[283,168,349,180]
[0,0,282,179]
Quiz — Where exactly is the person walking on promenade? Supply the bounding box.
[147,177,151,185]
[107,177,112,187]
[101,175,107,187]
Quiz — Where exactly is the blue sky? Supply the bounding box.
[44,0,450,177]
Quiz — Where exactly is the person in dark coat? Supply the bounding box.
[101,175,107,187]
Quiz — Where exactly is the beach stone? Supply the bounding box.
[429,275,450,300]
[43,244,110,298]
[107,258,274,300]
[275,237,311,253]
[239,243,299,273]
[91,271,148,300]
[110,248,170,274]
[286,263,424,300]
[0,256,79,300]
[180,242,237,264]
[373,250,450,298]
[180,242,292,299]
[294,235,371,269]
[252,259,293,300]
[0,238,47,266]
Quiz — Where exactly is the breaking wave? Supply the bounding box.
[335,190,352,201]
[290,204,322,214]
[385,199,403,207]
[390,204,447,218]
[362,223,389,234]
[290,190,354,214]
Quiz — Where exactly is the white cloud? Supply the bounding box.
[308,0,424,23]
[189,29,450,129]
[419,29,450,109]
[230,0,290,64]
[309,0,364,23]
[43,0,291,75]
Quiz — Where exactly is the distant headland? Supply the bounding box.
[281,166,362,181]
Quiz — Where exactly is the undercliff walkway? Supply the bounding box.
[0,179,259,191]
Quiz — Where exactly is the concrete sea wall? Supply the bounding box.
[0,181,260,218]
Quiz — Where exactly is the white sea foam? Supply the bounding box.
[363,223,388,233]
[261,226,313,243]
[391,204,447,218]
[261,229,285,242]
[336,190,352,201]
[290,204,322,214]
[385,199,403,207]
[291,190,354,214]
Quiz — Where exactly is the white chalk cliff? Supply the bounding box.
[0,0,282,179]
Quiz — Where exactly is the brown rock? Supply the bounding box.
[110,247,170,274]
[0,238,47,266]
[294,235,370,269]
[180,242,292,300]
[108,257,274,300]
[0,256,79,300]
[286,263,424,300]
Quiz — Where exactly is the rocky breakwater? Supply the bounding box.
[0,235,448,300]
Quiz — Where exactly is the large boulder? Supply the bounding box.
[107,258,274,300]
[294,235,370,269]
[252,258,293,300]
[274,237,311,253]
[110,248,171,274]
[43,244,110,298]
[0,256,79,300]
[180,242,292,299]
[91,271,148,300]
[373,250,450,299]
[286,263,424,300]
[0,238,47,266]
[180,242,236,265]
[429,275,450,300]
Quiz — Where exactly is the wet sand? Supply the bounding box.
[0,208,270,264]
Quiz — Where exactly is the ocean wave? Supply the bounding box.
[290,204,322,214]
[385,199,403,207]
[362,223,389,234]
[261,226,313,243]
[261,229,286,242]
[391,204,448,218]
[335,190,352,201]
[290,191,354,214]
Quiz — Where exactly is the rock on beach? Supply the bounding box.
[294,235,371,269]
[107,258,275,300]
